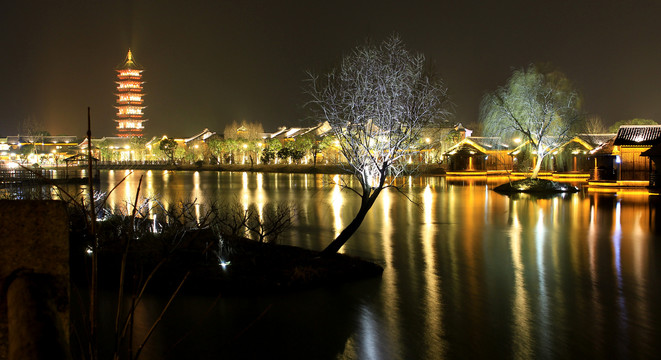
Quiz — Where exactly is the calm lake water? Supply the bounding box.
[98,170,661,359]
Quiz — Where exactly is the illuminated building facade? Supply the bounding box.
[114,49,147,137]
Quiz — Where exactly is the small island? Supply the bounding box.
[493,178,579,195]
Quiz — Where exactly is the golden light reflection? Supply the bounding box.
[85,169,661,358]
[421,184,446,358]
[163,170,170,186]
[122,172,134,213]
[379,189,402,355]
[510,207,532,359]
[331,182,344,238]
[255,173,265,221]
[613,201,622,284]
[423,185,433,224]
[535,208,550,348]
[192,172,202,224]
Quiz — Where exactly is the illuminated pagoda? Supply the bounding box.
[114,49,147,137]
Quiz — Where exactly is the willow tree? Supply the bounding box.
[307,35,450,255]
[480,64,583,179]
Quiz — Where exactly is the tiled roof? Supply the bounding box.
[184,128,216,143]
[445,142,486,156]
[468,136,512,149]
[613,125,661,146]
[444,138,491,155]
[575,134,616,147]
[589,137,615,155]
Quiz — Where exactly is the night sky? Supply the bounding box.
[2,1,660,138]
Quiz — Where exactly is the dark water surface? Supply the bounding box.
[99,170,661,359]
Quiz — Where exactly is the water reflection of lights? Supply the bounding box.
[358,305,380,360]
[510,203,531,359]
[192,172,202,224]
[421,184,445,358]
[535,207,550,354]
[256,173,265,220]
[380,189,402,356]
[423,185,433,224]
[612,200,629,334]
[613,201,622,282]
[331,181,344,238]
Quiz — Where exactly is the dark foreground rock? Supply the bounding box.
[95,234,384,297]
[493,178,579,195]
[181,237,384,296]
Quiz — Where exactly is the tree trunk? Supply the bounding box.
[313,149,318,168]
[320,189,380,256]
[531,155,544,179]
[320,200,373,256]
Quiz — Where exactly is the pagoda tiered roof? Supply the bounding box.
[114,49,147,137]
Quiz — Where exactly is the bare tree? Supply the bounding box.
[224,120,264,140]
[18,116,49,160]
[307,35,450,255]
[246,202,296,243]
[584,115,606,134]
[212,200,251,236]
[480,64,583,179]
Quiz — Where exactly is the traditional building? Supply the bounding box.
[641,144,661,188]
[5,135,80,164]
[114,49,147,137]
[612,125,661,181]
[443,137,513,173]
[552,134,615,173]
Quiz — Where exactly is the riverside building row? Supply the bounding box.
[1,124,660,187]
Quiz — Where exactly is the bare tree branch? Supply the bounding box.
[306,34,450,254]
